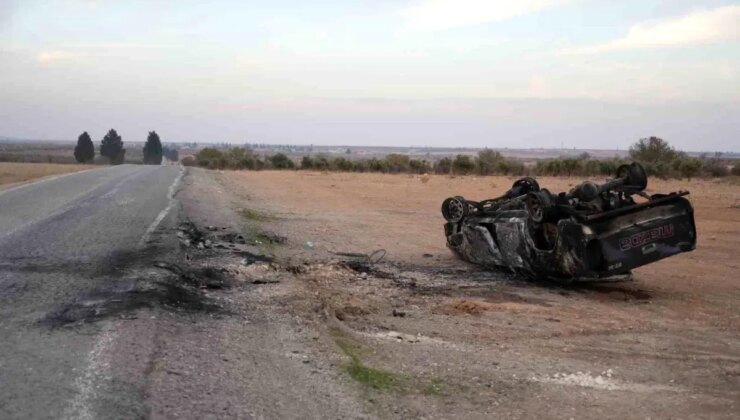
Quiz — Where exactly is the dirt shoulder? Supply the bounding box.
[203,169,739,419]
[0,162,96,187]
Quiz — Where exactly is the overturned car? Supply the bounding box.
[442,163,696,281]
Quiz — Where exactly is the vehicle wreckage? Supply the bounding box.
[442,162,696,281]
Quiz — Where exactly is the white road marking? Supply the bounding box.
[63,323,118,420]
[138,166,185,247]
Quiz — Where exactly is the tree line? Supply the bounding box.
[193,137,738,179]
[73,129,178,165]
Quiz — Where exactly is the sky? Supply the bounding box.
[0,0,738,151]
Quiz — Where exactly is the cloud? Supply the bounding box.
[36,50,85,64]
[560,5,740,54]
[0,0,18,27]
[401,0,572,31]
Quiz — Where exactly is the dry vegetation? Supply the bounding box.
[0,162,94,187]
[211,169,739,418]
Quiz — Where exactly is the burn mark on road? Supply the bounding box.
[42,263,232,328]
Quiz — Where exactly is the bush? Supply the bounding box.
[434,157,452,174]
[331,157,354,171]
[385,154,411,173]
[181,156,196,166]
[367,157,388,173]
[269,153,295,169]
[409,159,431,174]
[476,149,504,175]
[313,154,330,170]
[732,165,740,176]
[188,142,727,180]
[451,155,475,175]
[196,148,226,169]
[676,157,703,180]
[703,162,729,177]
[300,156,314,169]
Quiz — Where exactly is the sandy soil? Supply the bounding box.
[0,162,95,186]
[211,169,739,419]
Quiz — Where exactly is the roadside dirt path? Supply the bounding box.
[0,162,95,187]
[209,169,740,419]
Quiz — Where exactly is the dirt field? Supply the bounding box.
[198,169,739,418]
[0,162,95,187]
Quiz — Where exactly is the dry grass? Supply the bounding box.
[0,162,95,186]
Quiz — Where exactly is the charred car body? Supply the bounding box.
[442,163,696,281]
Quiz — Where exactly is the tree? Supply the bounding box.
[143,131,163,164]
[629,137,677,164]
[100,129,125,165]
[74,131,95,163]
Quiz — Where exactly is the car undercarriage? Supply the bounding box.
[442,163,697,281]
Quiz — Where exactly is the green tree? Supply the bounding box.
[100,129,125,165]
[143,131,163,165]
[629,137,677,163]
[73,131,95,163]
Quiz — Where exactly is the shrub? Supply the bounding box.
[676,157,703,180]
[434,157,452,174]
[196,148,226,169]
[181,156,196,166]
[300,155,314,169]
[476,149,504,175]
[367,157,388,173]
[703,162,729,177]
[409,159,431,174]
[225,147,257,169]
[451,155,475,175]
[331,157,354,171]
[269,153,295,169]
[313,154,330,170]
[385,154,411,173]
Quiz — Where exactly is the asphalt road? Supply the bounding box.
[0,164,182,419]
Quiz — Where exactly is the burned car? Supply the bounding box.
[442,163,696,281]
